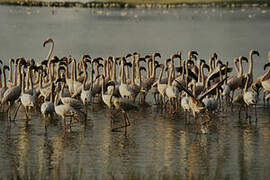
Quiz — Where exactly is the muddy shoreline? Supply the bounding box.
[0,0,269,8]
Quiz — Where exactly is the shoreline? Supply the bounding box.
[0,0,269,8]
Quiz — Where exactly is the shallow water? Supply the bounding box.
[0,5,270,180]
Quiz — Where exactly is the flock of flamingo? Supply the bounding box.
[0,38,269,132]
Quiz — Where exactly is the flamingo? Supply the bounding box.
[166,63,179,113]
[1,58,26,120]
[243,74,258,119]
[0,65,10,101]
[119,57,133,98]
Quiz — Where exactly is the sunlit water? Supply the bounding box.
[0,5,270,179]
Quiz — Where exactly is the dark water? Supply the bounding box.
[0,5,270,179]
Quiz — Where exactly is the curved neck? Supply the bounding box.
[209,58,214,72]
[158,66,164,83]
[34,69,39,85]
[239,59,243,76]
[0,72,2,89]
[185,61,189,87]
[244,75,249,92]
[104,60,107,79]
[60,83,65,99]
[198,63,202,83]
[109,86,115,103]
[50,82,54,103]
[101,76,105,95]
[181,61,185,80]
[39,70,43,89]
[112,58,116,81]
[46,42,54,61]
[56,63,61,81]
[65,63,69,80]
[170,59,175,80]
[152,58,158,79]
[47,60,51,82]
[248,54,253,75]
[8,60,13,82]
[72,59,77,81]
[261,69,270,81]
[121,61,125,84]
[54,91,59,107]
[201,67,206,87]
[51,63,55,82]
[151,57,155,78]
[234,59,240,76]
[132,60,135,85]
[83,71,87,91]
[21,69,25,94]
[18,65,23,88]
[90,63,94,88]
[168,67,173,86]
[192,82,196,97]
[147,60,151,79]
[29,68,34,92]
[125,65,129,82]
[135,57,139,79]
[3,68,7,88]
[14,64,18,86]
[107,60,112,80]
[26,67,30,90]
[95,63,100,80]
[219,66,223,81]
[138,69,142,87]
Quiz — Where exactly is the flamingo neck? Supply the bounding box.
[3,68,7,88]
[125,65,129,82]
[239,59,243,76]
[151,56,155,78]
[158,66,164,84]
[244,75,249,92]
[104,60,107,80]
[46,41,54,61]
[73,59,77,81]
[234,59,240,76]
[112,58,116,81]
[14,64,18,86]
[83,71,87,91]
[21,69,25,94]
[8,59,12,82]
[101,76,105,95]
[90,63,94,89]
[261,69,270,81]
[168,67,173,86]
[132,60,136,85]
[121,61,125,84]
[147,60,151,79]
[50,82,54,103]
[138,68,142,87]
[39,70,43,89]
[248,53,253,76]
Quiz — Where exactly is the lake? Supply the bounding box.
[0,5,269,179]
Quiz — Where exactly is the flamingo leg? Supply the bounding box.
[231,91,234,102]
[254,105,257,122]
[111,111,130,131]
[263,92,266,107]
[25,107,29,120]
[63,115,67,129]
[13,102,22,121]
[124,112,130,126]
